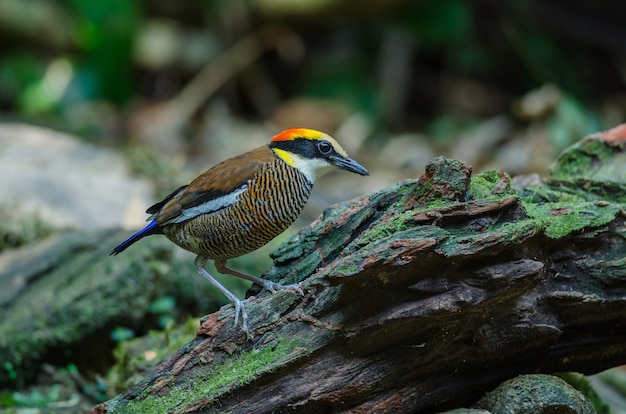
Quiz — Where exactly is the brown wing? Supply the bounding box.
[155,146,277,225]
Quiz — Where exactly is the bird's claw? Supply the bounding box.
[226,282,303,338]
[231,298,250,335]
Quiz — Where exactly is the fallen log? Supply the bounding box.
[93,124,626,413]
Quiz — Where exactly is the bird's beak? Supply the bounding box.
[330,155,369,176]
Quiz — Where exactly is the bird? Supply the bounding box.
[110,128,369,334]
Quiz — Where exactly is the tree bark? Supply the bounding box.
[93,124,626,414]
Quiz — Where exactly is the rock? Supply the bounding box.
[0,123,153,231]
[475,374,595,414]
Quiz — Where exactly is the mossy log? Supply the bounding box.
[0,231,178,388]
[93,125,626,413]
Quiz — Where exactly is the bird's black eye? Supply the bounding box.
[317,141,333,155]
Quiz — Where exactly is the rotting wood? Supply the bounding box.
[93,124,626,414]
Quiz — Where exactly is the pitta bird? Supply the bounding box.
[111,128,369,333]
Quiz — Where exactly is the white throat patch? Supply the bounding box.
[286,153,333,183]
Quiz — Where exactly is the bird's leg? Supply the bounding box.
[215,260,304,296]
[194,256,249,334]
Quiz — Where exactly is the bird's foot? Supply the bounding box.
[196,257,254,337]
[231,297,251,336]
[229,282,301,337]
[261,280,304,296]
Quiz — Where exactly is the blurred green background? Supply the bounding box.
[1,0,626,412]
[2,0,623,174]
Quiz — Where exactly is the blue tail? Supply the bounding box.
[110,220,163,255]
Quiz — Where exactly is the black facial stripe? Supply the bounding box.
[270,138,337,159]
[270,138,316,158]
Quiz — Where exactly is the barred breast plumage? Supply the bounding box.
[162,159,312,261]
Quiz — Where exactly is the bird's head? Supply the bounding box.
[269,128,369,182]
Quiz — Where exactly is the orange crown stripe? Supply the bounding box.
[271,128,324,142]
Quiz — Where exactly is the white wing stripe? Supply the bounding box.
[169,185,247,224]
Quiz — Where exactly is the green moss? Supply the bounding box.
[523,200,620,239]
[437,217,541,258]
[358,193,515,253]
[115,336,308,414]
[425,157,468,189]
[584,180,626,203]
[353,210,421,250]
[498,219,540,242]
[392,157,472,207]
[518,171,625,240]
[420,196,454,211]
[469,173,495,199]
[334,225,449,277]
[470,169,515,199]
[519,182,586,204]
[333,260,362,277]
[551,136,626,183]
